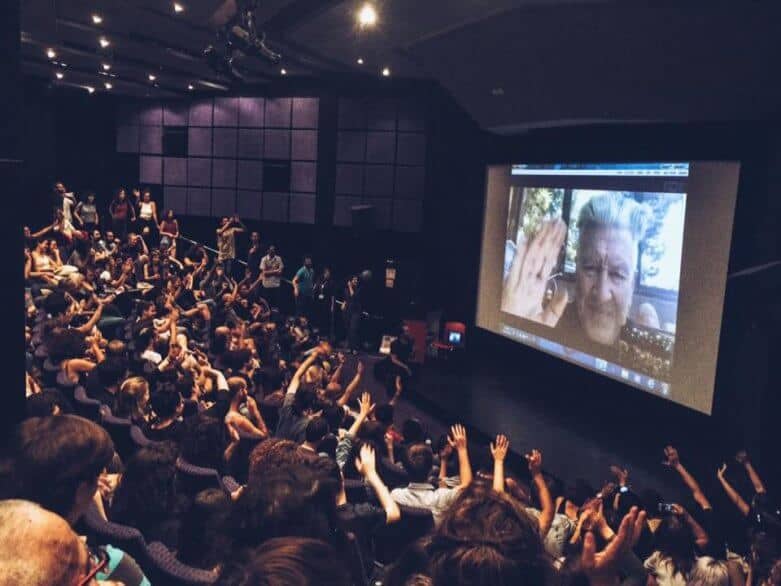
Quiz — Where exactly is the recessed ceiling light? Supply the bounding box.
[99,37,110,48]
[104,82,113,89]
[55,72,64,80]
[86,86,95,94]
[188,84,194,90]
[92,14,103,24]
[102,63,111,71]
[173,2,185,13]
[148,74,156,81]
[280,68,287,75]
[381,67,390,77]
[46,48,57,59]
[60,62,68,68]
[358,3,378,27]
[357,57,364,65]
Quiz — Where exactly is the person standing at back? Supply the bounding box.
[293,255,315,319]
[217,215,246,279]
[260,244,284,310]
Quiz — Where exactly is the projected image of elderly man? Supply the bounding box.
[501,192,653,350]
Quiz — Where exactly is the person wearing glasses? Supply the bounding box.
[0,416,150,585]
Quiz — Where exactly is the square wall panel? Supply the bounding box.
[369,198,393,230]
[364,165,394,197]
[213,97,239,126]
[336,131,366,163]
[396,133,426,165]
[334,196,361,227]
[139,156,162,184]
[291,130,317,161]
[117,125,139,153]
[262,192,289,222]
[163,157,187,186]
[238,128,263,159]
[290,193,316,224]
[139,103,163,125]
[164,186,187,215]
[393,200,423,232]
[163,102,188,126]
[212,159,237,189]
[188,127,212,157]
[265,98,292,128]
[118,103,141,126]
[189,100,213,126]
[335,164,363,195]
[264,129,291,159]
[237,190,262,220]
[212,188,236,217]
[187,158,212,187]
[397,100,425,131]
[290,161,317,193]
[237,159,263,190]
[292,98,319,128]
[366,132,395,164]
[187,187,211,216]
[367,99,396,130]
[140,126,163,154]
[213,128,237,158]
[238,97,265,127]
[338,98,366,129]
[394,166,425,199]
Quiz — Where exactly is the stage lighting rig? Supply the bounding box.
[204,0,282,80]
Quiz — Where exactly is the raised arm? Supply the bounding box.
[672,504,710,549]
[528,449,554,539]
[663,446,712,510]
[355,444,401,523]
[345,392,374,438]
[448,424,473,489]
[736,450,767,495]
[490,434,510,493]
[336,361,364,407]
[287,345,326,395]
[717,463,750,517]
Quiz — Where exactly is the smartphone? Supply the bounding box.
[658,503,675,514]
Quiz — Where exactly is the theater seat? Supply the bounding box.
[141,541,218,585]
[378,457,409,489]
[73,386,103,422]
[78,507,146,564]
[175,457,239,497]
[344,478,372,504]
[102,413,135,461]
[129,425,166,451]
[373,505,434,565]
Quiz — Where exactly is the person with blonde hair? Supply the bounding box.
[114,376,151,424]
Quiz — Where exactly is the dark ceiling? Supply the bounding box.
[21,0,781,133]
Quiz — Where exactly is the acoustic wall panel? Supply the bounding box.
[265,98,292,128]
[291,130,317,161]
[139,126,163,154]
[366,132,395,164]
[290,193,316,224]
[264,129,290,159]
[213,97,239,127]
[187,158,211,187]
[163,157,187,186]
[337,131,366,162]
[238,128,263,159]
[213,128,238,158]
[396,133,426,165]
[139,156,162,184]
[237,160,263,190]
[292,98,319,128]
[139,103,163,126]
[237,190,262,220]
[188,127,212,157]
[238,97,265,127]
[212,158,237,189]
[189,100,213,127]
[367,99,396,131]
[394,166,425,199]
[163,103,188,126]
[211,188,236,217]
[363,165,394,197]
[397,101,425,131]
[164,186,187,215]
[187,187,211,216]
[335,164,363,195]
[118,103,141,126]
[290,161,317,193]
[262,192,289,222]
[334,196,361,227]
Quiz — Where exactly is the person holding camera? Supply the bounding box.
[217,215,246,279]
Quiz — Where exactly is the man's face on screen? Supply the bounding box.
[575,226,636,346]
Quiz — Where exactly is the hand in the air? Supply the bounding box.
[501,218,568,326]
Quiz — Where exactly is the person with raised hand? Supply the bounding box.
[662,445,712,512]
[526,447,555,540]
[716,462,751,517]
[490,434,510,493]
[355,443,401,524]
[577,506,647,586]
[336,392,375,471]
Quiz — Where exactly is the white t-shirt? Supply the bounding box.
[644,551,697,586]
[260,254,284,288]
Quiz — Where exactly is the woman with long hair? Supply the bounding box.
[109,188,135,240]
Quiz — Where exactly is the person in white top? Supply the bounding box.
[136,188,159,242]
[259,245,285,309]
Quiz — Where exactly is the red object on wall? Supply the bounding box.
[403,320,427,364]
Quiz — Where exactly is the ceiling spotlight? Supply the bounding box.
[148,74,156,81]
[358,3,378,27]
[86,86,95,94]
[46,48,57,59]
[60,62,68,68]
[99,36,110,48]
[173,2,185,13]
[357,57,364,65]
[188,84,194,90]
[381,67,390,77]
[104,82,113,89]
[91,14,103,24]
[280,68,287,75]
[102,63,111,71]
[55,72,64,80]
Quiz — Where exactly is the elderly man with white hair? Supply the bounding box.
[502,191,654,353]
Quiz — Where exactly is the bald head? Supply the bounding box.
[0,500,85,586]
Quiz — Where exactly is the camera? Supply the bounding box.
[658,503,676,514]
